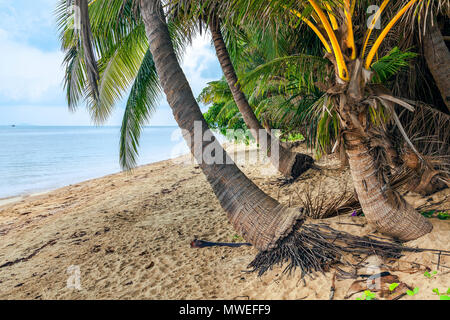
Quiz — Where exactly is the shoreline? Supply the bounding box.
[0,156,192,209]
[0,141,257,209]
[0,131,235,208]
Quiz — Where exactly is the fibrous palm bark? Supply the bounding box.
[209,19,314,179]
[423,18,450,112]
[341,60,433,241]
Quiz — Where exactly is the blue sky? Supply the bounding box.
[0,0,222,126]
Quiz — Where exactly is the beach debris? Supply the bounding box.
[91,245,102,253]
[94,226,110,236]
[190,239,252,248]
[329,272,337,300]
[105,247,115,254]
[297,181,358,219]
[0,239,57,269]
[345,273,400,299]
[70,231,87,239]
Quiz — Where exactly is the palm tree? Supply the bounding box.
[207,18,314,178]
[57,0,435,277]
[297,0,434,240]
[192,0,434,240]
[138,0,307,251]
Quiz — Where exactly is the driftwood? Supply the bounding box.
[190,239,252,248]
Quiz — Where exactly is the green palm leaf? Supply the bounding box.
[120,50,161,170]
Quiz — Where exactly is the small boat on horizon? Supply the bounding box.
[11,125,16,128]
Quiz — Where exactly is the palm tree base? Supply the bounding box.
[290,153,314,179]
[247,222,426,277]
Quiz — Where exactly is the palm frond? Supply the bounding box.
[120,50,162,170]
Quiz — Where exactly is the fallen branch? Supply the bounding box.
[190,239,252,248]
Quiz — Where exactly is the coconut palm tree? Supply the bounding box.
[186,0,435,240]
[57,0,305,252]
[293,0,434,240]
[168,3,315,178]
[57,0,436,278]
[207,18,314,178]
[139,0,308,251]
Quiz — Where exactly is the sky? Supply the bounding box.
[0,0,222,126]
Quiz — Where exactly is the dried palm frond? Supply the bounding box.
[298,182,355,219]
[247,222,442,278]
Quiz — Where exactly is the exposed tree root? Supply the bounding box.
[247,222,435,278]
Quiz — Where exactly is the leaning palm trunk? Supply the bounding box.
[341,60,433,241]
[140,0,303,251]
[423,18,450,112]
[209,20,313,179]
[345,131,433,240]
[139,1,430,278]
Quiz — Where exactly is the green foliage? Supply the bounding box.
[371,47,417,84]
[437,211,449,220]
[231,234,245,242]
[389,283,400,292]
[424,270,438,279]
[406,287,419,296]
[199,79,253,143]
[120,50,161,170]
[431,287,450,300]
[280,132,305,142]
[421,210,436,218]
[420,210,449,220]
[356,290,376,301]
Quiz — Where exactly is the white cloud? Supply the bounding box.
[181,32,221,96]
[0,27,221,126]
[0,29,65,104]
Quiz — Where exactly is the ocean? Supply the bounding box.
[0,126,196,199]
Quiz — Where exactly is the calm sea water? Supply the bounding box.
[0,126,194,199]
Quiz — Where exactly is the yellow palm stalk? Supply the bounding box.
[289,8,332,53]
[361,0,391,59]
[350,0,356,15]
[365,0,419,69]
[344,0,356,59]
[325,3,339,30]
[307,0,349,81]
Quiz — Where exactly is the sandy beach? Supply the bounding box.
[0,144,448,300]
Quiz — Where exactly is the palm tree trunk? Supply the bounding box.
[423,18,450,112]
[344,131,433,241]
[140,0,303,251]
[209,20,313,178]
